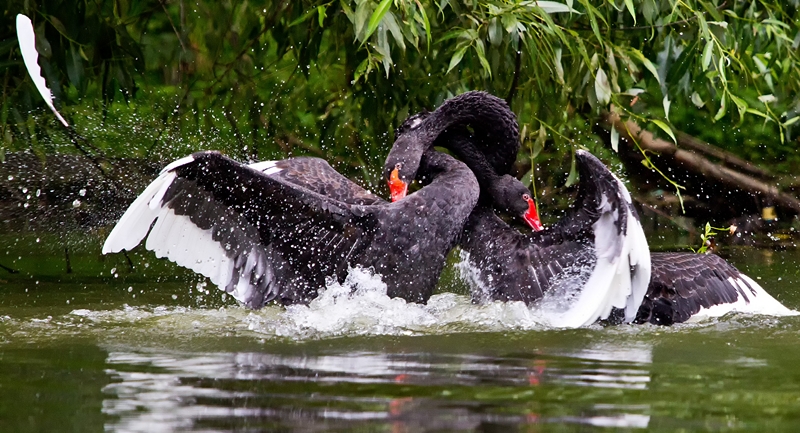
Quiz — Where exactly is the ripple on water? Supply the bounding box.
[4,267,799,345]
[0,268,549,343]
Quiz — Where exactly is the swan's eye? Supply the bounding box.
[522,194,530,201]
[395,163,402,170]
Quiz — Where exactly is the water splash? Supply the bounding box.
[245,267,546,339]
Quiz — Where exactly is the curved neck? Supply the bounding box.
[443,130,504,193]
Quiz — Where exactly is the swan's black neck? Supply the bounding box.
[441,129,504,201]
[387,91,519,188]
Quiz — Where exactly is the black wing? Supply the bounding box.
[249,157,384,205]
[635,252,785,325]
[103,151,376,308]
[460,207,595,306]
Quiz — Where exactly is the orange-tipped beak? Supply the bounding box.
[388,168,408,202]
[523,196,544,231]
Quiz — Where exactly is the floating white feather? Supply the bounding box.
[16,14,69,127]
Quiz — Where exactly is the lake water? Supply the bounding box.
[2,232,800,432]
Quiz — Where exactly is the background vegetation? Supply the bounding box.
[2,0,799,196]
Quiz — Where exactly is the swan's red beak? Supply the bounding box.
[523,196,543,231]
[388,168,408,202]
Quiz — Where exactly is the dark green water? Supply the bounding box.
[2,233,800,432]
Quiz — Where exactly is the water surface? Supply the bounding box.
[2,236,800,432]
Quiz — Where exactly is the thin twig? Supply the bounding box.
[506,49,522,105]
[613,1,728,31]
[0,262,19,274]
[159,0,187,52]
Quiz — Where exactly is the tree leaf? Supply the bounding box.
[745,108,772,121]
[474,40,492,77]
[317,5,327,27]
[702,40,714,71]
[632,49,661,85]
[354,1,371,41]
[624,0,636,25]
[533,125,546,158]
[565,153,579,187]
[533,1,580,14]
[447,45,469,73]
[521,167,534,188]
[554,47,564,84]
[289,8,316,27]
[364,0,392,42]
[414,0,431,51]
[714,94,727,121]
[651,119,676,143]
[340,0,355,23]
[595,67,611,105]
[758,94,776,104]
[610,125,620,152]
[729,93,747,121]
[382,12,406,51]
[662,95,671,121]
[691,91,705,108]
[666,39,697,85]
[488,17,502,46]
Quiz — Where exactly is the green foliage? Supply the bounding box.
[2,0,800,188]
[691,222,732,254]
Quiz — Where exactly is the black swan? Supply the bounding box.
[102,147,477,307]
[457,149,651,327]
[404,93,794,325]
[392,93,651,328]
[102,91,524,308]
[16,16,486,310]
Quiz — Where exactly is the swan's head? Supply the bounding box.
[490,175,543,231]
[385,112,431,201]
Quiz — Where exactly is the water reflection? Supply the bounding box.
[102,341,652,431]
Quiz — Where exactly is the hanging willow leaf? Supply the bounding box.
[623,0,636,24]
[691,92,705,108]
[595,67,611,105]
[565,152,579,186]
[631,48,661,85]
[474,39,491,77]
[413,0,431,50]
[610,125,620,152]
[533,124,546,158]
[714,93,728,121]
[729,93,748,121]
[364,0,392,42]
[533,1,580,14]
[701,39,714,71]
[447,44,469,73]
[651,119,676,143]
